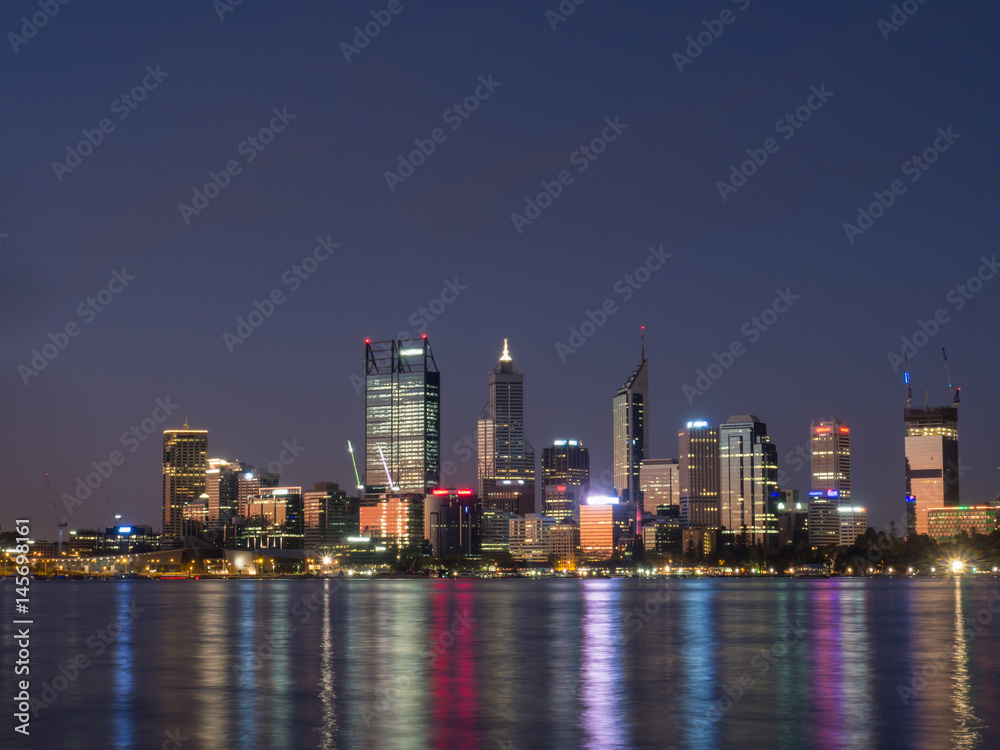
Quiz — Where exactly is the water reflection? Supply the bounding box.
[111,583,134,750]
[680,582,717,749]
[580,581,629,750]
[951,580,981,749]
[316,581,338,750]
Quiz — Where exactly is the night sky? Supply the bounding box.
[3,0,999,535]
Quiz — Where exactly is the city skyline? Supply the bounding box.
[10,327,1000,537]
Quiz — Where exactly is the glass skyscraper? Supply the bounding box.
[542,439,590,521]
[719,415,778,546]
[612,341,648,507]
[477,339,536,515]
[365,336,440,495]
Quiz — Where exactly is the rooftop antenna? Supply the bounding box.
[499,338,512,362]
[641,325,645,360]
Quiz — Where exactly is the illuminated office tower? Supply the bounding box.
[542,439,590,521]
[678,421,719,528]
[718,415,779,546]
[242,486,304,549]
[477,339,536,515]
[365,336,440,495]
[580,496,633,561]
[612,335,648,507]
[810,419,851,502]
[640,458,680,510]
[303,482,348,551]
[237,466,280,518]
[206,458,248,524]
[904,406,959,534]
[162,422,208,548]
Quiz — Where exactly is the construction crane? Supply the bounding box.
[942,348,961,407]
[347,440,364,491]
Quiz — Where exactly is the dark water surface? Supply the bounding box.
[3,577,998,749]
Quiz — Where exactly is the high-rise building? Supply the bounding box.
[303,482,348,551]
[358,494,425,551]
[838,506,867,546]
[810,419,851,502]
[477,339,536,515]
[678,421,719,528]
[237,466,280,518]
[206,458,248,525]
[365,336,440,495]
[640,458,680,510]
[719,415,779,546]
[775,489,808,547]
[550,520,580,569]
[424,488,481,557]
[242,486,304,549]
[509,514,556,562]
[808,499,840,547]
[162,423,208,547]
[579,497,633,561]
[542,439,590,521]
[904,406,960,522]
[612,337,648,507]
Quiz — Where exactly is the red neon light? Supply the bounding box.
[457,489,473,496]
[839,427,850,433]
[431,489,449,495]
[814,427,831,433]
[557,485,566,492]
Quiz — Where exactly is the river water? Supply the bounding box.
[2,577,998,749]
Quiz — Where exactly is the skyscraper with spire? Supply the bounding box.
[477,339,536,515]
[613,329,648,508]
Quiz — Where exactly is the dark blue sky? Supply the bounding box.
[3,0,999,534]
